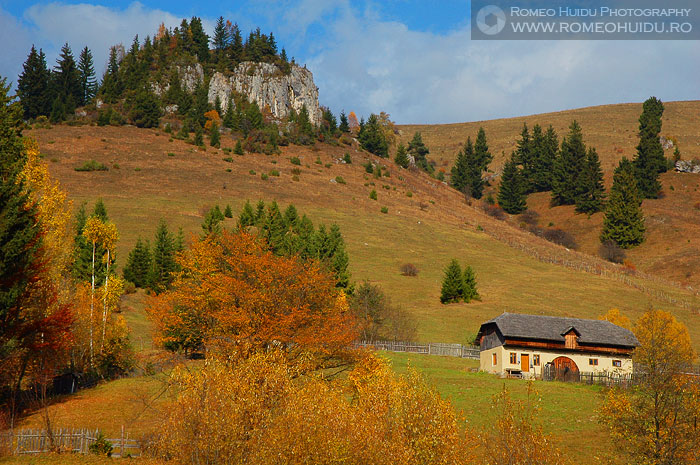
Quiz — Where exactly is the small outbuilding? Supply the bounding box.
[476,312,638,379]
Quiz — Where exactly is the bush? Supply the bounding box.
[269,170,280,177]
[261,173,269,180]
[599,239,626,264]
[369,189,377,200]
[380,206,388,214]
[249,170,256,175]
[290,156,301,165]
[406,191,413,198]
[292,175,300,182]
[167,152,175,157]
[89,432,113,457]
[483,204,506,220]
[399,263,419,277]
[234,140,244,155]
[223,157,233,163]
[315,156,323,165]
[291,168,302,176]
[75,160,108,172]
[519,210,540,226]
[542,228,578,249]
[363,161,374,173]
[335,176,346,184]
[343,153,352,164]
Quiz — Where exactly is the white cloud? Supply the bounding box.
[0,8,34,87]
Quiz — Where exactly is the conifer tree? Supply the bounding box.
[339,111,349,133]
[150,219,177,293]
[462,265,479,302]
[601,158,645,248]
[193,123,204,146]
[358,114,388,157]
[17,46,51,119]
[77,46,97,106]
[473,127,493,181]
[52,43,82,119]
[224,204,233,218]
[202,206,225,235]
[515,123,535,190]
[498,153,527,214]
[130,88,161,128]
[254,200,266,225]
[189,17,210,63]
[213,16,230,60]
[100,46,122,103]
[263,202,286,253]
[234,139,244,155]
[394,143,409,168]
[575,148,605,214]
[407,132,432,173]
[633,97,666,198]
[529,125,558,192]
[551,120,587,206]
[440,259,463,304]
[238,200,255,227]
[283,204,299,229]
[210,123,220,147]
[123,237,152,288]
[223,97,236,129]
[451,137,475,195]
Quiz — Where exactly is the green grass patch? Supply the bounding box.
[74,160,108,172]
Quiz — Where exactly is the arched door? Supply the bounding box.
[551,356,579,381]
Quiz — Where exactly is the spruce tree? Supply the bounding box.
[223,97,236,129]
[254,200,266,225]
[77,46,97,106]
[224,204,233,218]
[193,123,204,146]
[213,16,230,60]
[575,148,606,215]
[450,138,475,195]
[498,153,527,214]
[17,46,51,119]
[130,88,161,128]
[189,17,210,63]
[52,43,82,118]
[601,158,645,248]
[473,127,493,180]
[123,237,152,288]
[150,219,177,293]
[462,265,479,302]
[339,111,350,133]
[238,200,255,227]
[283,204,299,229]
[234,139,244,155]
[100,46,122,103]
[407,132,432,173]
[633,97,666,198]
[263,202,286,253]
[358,114,388,157]
[210,123,220,147]
[529,125,558,192]
[551,120,587,206]
[440,259,463,304]
[515,123,536,191]
[394,143,409,168]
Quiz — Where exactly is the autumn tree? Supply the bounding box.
[146,230,358,368]
[351,281,417,341]
[600,309,700,465]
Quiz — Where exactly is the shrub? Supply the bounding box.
[483,204,506,220]
[380,206,388,214]
[292,175,300,182]
[249,170,256,175]
[694,202,700,210]
[123,281,137,295]
[223,157,233,163]
[363,161,374,173]
[269,170,280,177]
[167,152,175,157]
[222,147,232,154]
[325,163,332,168]
[89,432,113,457]
[399,263,419,277]
[519,210,540,226]
[261,173,269,180]
[599,239,626,264]
[369,189,377,200]
[34,115,51,129]
[75,160,108,172]
[406,191,413,198]
[542,228,578,249]
[290,156,301,165]
[335,176,346,184]
[291,168,302,175]
[343,153,352,164]
[234,140,244,155]
[485,194,495,205]
[315,156,323,165]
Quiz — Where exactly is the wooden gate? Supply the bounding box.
[551,356,579,381]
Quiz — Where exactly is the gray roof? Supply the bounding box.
[481,312,639,348]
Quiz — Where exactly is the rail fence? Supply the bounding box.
[0,427,141,457]
[355,340,480,359]
[541,366,640,387]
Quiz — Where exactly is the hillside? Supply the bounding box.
[399,100,700,288]
[27,122,700,349]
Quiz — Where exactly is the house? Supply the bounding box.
[476,312,639,379]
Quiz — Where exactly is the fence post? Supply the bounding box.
[121,424,125,457]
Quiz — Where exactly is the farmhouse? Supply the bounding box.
[476,312,638,379]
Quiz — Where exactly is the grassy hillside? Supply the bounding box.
[27,123,700,348]
[399,100,700,289]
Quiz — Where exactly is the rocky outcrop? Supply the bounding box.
[675,159,700,173]
[152,63,205,97]
[208,62,321,124]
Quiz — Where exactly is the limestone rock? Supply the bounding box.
[675,159,700,173]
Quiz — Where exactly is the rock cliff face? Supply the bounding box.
[208,62,322,125]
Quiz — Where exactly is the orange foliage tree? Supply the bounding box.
[600,309,700,465]
[598,307,632,330]
[146,230,358,371]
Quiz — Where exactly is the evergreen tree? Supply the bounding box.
[328,224,351,290]
[262,202,286,253]
[238,200,255,227]
[52,43,82,119]
[150,219,177,293]
[321,108,337,136]
[283,204,299,229]
[633,97,666,198]
[71,203,91,281]
[201,206,224,235]
[293,105,314,143]
[451,138,475,195]
[77,46,97,106]
[440,259,463,304]
[129,88,161,128]
[515,123,535,190]
[254,200,266,225]
[189,17,210,63]
[473,127,493,180]
[101,46,122,103]
[529,125,558,192]
[498,152,527,214]
[575,148,605,214]
[123,237,152,288]
[407,132,432,173]
[212,16,230,57]
[230,23,244,63]
[210,123,220,147]
[394,143,409,168]
[234,139,244,155]
[358,114,388,157]
[601,158,645,249]
[461,265,479,302]
[224,204,233,218]
[17,46,51,119]
[223,97,236,129]
[193,123,204,146]
[93,198,108,221]
[339,111,349,133]
[551,120,587,206]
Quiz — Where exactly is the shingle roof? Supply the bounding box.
[482,312,639,348]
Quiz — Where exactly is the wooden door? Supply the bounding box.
[551,356,579,381]
[521,354,529,372]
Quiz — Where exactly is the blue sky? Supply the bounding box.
[1,1,698,124]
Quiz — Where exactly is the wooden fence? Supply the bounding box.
[541,366,640,387]
[0,427,141,457]
[355,340,480,359]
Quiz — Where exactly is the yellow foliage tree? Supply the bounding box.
[598,308,632,330]
[600,309,700,465]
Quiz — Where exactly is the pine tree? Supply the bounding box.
[451,138,474,195]
[17,46,51,119]
[462,265,479,302]
[358,114,388,157]
[552,120,587,206]
[213,16,230,57]
[575,148,606,215]
[130,88,161,128]
[238,200,255,227]
[440,259,463,304]
[100,46,122,103]
[193,123,204,146]
[633,97,666,198]
[408,132,432,173]
[224,204,233,218]
[601,158,645,249]
[150,219,177,293]
[189,17,210,63]
[529,125,558,192]
[339,111,349,133]
[210,123,220,147]
[77,46,97,106]
[394,143,409,168]
[498,152,527,214]
[473,127,493,180]
[52,43,82,119]
[234,139,244,155]
[123,237,152,288]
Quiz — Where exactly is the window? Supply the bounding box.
[612,360,622,367]
[510,352,517,364]
[589,358,598,366]
[492,353,497,366]
[533,354,540,366]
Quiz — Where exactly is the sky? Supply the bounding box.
[1,0,698,124]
